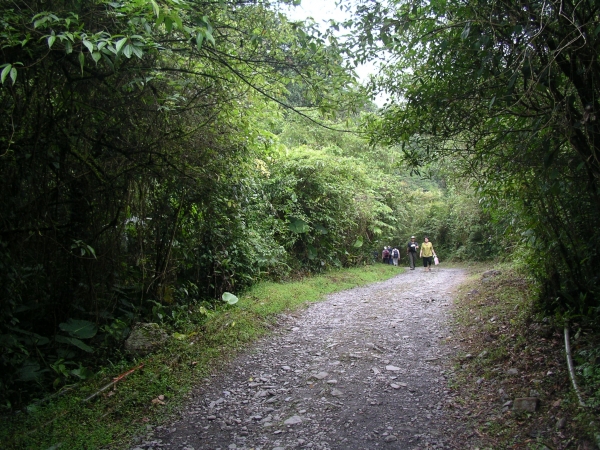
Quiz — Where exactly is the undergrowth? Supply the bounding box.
[448,264,600,449]
[1,264,401,450]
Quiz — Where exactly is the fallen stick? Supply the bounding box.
[564,326,586,407]
[82,363,145,403]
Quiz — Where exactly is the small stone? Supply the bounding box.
[384,435,398,442]
[372,367,381,375]
[331,388,344,397]
[513,397,539,412]
[507,368,519,376]
[476,377,484,385]
[477,350,488,359]
[312,372,329,380]
[556,417,566,429]
[281,366,291,371]
[284,415,303,425]
[326,379,337,384]
[390,383,400,389]
[385,365,401,371]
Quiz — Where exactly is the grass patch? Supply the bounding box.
[1,263,401,450]
[447,263,600,449]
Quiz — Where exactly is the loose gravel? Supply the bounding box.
[132,267,469,450]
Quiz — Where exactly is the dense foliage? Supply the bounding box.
[0,0,363,408]
[349,0,600,318]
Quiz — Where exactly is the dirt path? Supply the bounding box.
[134,267,469,450]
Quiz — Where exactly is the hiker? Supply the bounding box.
[391,247,400,266]
[388,246,394,265]
[382,246,390,264]
[406,236,419,270]
[419,236,437,272]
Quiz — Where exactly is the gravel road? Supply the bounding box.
[133,267,468,450]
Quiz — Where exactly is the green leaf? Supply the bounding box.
[64,40,73,54]
[314,223,328,235]
[222,292,239,305]
[172,13,183,31]
[78,52,85,74]
[91,52,102,64]
[70,366,94,380]
[353,236,364,248]
[131,45,143,59]
[54,335,94,352]
[123,44,133,58]
[47,35,56,48]
[205,29,215,45]
[115,37,128,54]
[196,32,204,49]
[82,39,94,53]
[9,67,17,84]
[69,337,94,353]
[0,64,11,84]
[150,0,160,17]
[164,17,173,32]
[59,319,97,339]
[289,217,309,233]
[173,332,187,340]
[33,17,48,29]
[18,361,44,382]
[21,332,50,346]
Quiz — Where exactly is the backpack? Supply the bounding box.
[392,249,399,258]
[383,249,390,257]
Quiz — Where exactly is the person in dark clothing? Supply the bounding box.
[382,246,390,264]
[406,236,419,270]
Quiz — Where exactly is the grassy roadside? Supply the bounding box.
[446,263,600,449]
[2,264,402,450]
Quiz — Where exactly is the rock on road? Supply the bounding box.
[134,268,468,450]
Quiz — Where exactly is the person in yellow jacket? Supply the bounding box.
[419,236,437,272]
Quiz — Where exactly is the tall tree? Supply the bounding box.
[349,0,600,314]
[0,0,360,407]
